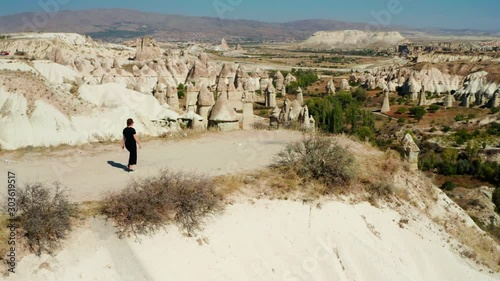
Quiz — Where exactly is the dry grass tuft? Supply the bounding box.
[366,181,395,207]
[213,174,247,196]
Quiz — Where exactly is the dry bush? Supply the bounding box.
[274,137,356,192]
[101,170,224,238]
[0,215,10,264]
[17,183,78,255]
[381,149,402,175]
[69,83,79,95]
[366,181,395,206]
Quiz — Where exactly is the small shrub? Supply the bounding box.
[356,126,375,142]
[17,183,78,255]
[442,126,451,133]
[428,104,440,113]
[441,181,457,191]
[467,113,476,120]
[177,83,185,99]
[351,87,367,102]
[410,106,426,121]
[101,170,224,237]
[455,114,465,122]
[70,84,79,95]
[274,137,356,191]
[396,107,408,114]
[486,122,500,136]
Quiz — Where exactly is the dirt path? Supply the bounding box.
[1,130,303,202]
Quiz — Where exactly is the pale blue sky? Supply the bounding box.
[1,0,498,31]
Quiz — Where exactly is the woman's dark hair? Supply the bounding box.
[127,118,134,126]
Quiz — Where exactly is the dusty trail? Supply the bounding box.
[1,130,303,202]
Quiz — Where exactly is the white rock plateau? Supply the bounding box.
[301,30,406,49]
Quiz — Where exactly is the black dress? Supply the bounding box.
[123,127,137,166]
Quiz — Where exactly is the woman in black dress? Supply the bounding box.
[122,118,142,172]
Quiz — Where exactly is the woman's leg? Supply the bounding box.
[127,145,138,171]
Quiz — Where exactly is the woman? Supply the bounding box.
[122,118,142,172]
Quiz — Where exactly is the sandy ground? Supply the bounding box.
[12,200,499,281]
[0,130,304,202]
[2,129,499,281]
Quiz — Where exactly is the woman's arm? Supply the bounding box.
[122,136,125,149]
[134,134,142,149]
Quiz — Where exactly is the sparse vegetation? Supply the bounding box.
[16,183,78,255]
[312,55,359,65]
[420,142,500,186]
[286,69,319,93]
[101,170,224,237]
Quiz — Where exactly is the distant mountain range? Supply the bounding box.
[0,9,498,43]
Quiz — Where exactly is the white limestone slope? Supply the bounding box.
[32,60,82,84]
[302,30,406,49]
[0,95,78,149]
[0,83,179,150]
[14,200,498,281]
[0,60,37,73]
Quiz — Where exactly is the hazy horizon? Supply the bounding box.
[0,0,498,32]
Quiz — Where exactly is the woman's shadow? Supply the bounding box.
[107,161,128,172]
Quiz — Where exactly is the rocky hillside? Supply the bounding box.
[0,33,316,150]
[0,9,377,43]
[301,30,406,49]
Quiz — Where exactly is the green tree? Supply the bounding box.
[439,148,458,175]
[330,99,344,133]
[351,87,367,102]
[345,104,360,133]
[177,83,186,99]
